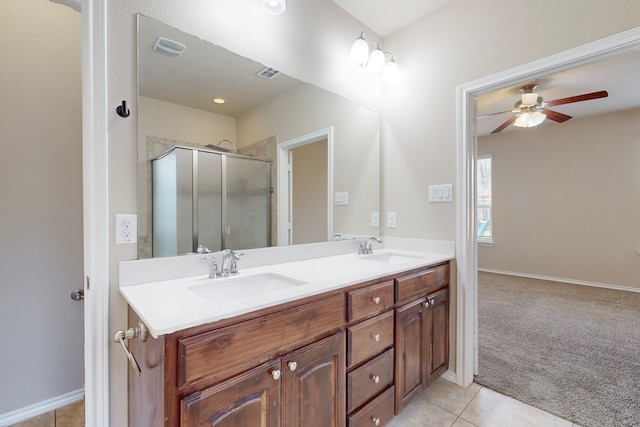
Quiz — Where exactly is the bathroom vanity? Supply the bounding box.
[121,244,453,427]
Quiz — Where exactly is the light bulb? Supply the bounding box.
[262,0,286,15]
[381,58,398,83]
[367,46,385,73]
[349,33,369,65]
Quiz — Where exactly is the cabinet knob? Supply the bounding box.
[372,333,380,342]
[372,375,380,384]
[372,417,381,426]
[288,361,297,372]
[372,296,381,304]
[422,301,429,308]
[430,299,435,306]
[271,369,281,380]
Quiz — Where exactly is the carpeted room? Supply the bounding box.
[475,98,640,426]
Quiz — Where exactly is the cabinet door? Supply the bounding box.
[282,332,346,427]
[394,298,427,414]
[180,360,281,427]
[426,288,449,382]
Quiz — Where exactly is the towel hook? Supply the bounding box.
[116,100,130,118]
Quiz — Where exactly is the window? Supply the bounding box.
[477,155,492,244]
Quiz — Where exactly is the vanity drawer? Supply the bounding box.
[347,310,394,368]
[178,294,344,386]
[395,263,449,306]
[347,280,394,323]
[347,348,394,413]
[348,386,395,427]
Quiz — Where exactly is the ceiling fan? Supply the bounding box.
[481,84,608,134]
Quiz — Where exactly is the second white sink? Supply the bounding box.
[359,252,423,264]
[189,273,307,304]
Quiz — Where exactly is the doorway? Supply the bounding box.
[455,26,640,387]
[277,128,334,246]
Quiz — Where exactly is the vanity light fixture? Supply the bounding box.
[349,32,399,82]
[262,0,286,15]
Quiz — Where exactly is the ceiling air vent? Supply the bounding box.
[153,37,186,57]
[255,67,281,80]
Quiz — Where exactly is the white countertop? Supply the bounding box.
[119,239,454,338]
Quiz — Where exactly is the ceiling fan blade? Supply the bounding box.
[491,115,517,134]
[478,109,517,119]
[545,90,608,107]
[542,109,572,123]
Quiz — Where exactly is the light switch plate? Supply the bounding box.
[116,214,137,244]
[428,184,454,202]
[334,192,349,205]
[371,212,380,227]
[387,212,397,228]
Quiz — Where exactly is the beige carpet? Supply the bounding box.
[475,272,640,427]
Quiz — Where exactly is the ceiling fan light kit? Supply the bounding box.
[486,84,609,134]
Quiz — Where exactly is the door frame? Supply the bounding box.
[455,26,640,387]
[276,128,334,246]
[82,0,110,424]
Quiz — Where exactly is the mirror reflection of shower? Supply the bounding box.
[206,139,237,153]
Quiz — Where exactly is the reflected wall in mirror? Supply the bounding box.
[137,14,380,259]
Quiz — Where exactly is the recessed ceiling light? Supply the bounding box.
[212,98,225,104]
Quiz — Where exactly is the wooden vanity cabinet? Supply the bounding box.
[345,280,395,426]
[180,332,345,427]
[128,261,451,427]
[394,263,450,414]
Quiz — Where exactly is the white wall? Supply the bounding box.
[0,0,83,417]
[478,108,640,289]
[381,0,640,241]
[102,0,640,422]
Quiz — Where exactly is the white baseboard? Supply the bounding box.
[0,388,84,427]
[479,268,640,294]
[441,369,457,384]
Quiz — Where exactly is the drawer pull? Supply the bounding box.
[372,375,380,384]
[372,417,381,426]
[272,369,281,380]
[372,333,380,342]
[288,361,297,372]
[372,296,381,304]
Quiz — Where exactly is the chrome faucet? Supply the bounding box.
[220,249,244,277]
[201,256,219,278]
[358,237,382,255]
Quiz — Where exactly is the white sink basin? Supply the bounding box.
[188,273,307,304]
[359,252,423,264]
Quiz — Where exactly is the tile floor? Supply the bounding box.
[388,377,581,427]
[7,400,84,427]
[9,378,581,427]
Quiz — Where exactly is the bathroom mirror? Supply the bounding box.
[137,15,380,258]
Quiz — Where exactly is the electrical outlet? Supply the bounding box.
[387,212,397,228]
[371,212,380,227]
[116,214,137,244]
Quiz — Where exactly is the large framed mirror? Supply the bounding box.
[137,15,380,259]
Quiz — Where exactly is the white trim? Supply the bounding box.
[277,128,334,246]
[82,0,110,425]
[0,389,84,426]
[479,268,640,294]
[456,26,640,388]
[50,0,81,12]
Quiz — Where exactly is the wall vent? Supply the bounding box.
[153,37,186,57]
[255,67,281,79]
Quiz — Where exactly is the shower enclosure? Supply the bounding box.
[152,146,271,257]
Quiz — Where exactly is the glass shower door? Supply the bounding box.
[224,156,270,250]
